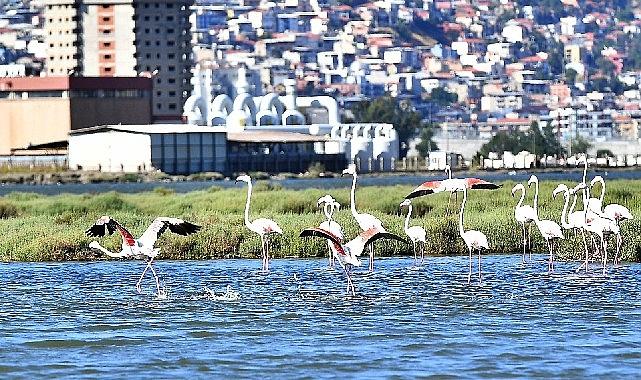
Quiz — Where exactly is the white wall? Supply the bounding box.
[69,131,152,172]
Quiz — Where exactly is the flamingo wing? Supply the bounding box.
[465,178,501,190]
[138,217,201,247]
[86,216,136,247]
[346,227,408,257]
[604,204,633,221]
[319,220,344,241]
[405,180,446,199]
[300,227,344,249]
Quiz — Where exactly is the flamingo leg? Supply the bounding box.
[136,259,153,293]
[467,247,472,284]
[521,222,527,264]
[478,248,482,284]
[265,235,270,272]
[420,241,425,264]
[546,240,553,273]
[147,261,162,295]
[259,234,266,271]
[368,243,374,272]
[527,223,532,260]
[412,240,417,263]
[602,237,608,276]
[615,233,622,267]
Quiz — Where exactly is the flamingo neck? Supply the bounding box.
[560,190,570,229]
[459,187,467,237]
[515,187,525,209]
[582,158,587,184]
[349,172,358,217]
[323,203,331,222]
[404,204,412,232]
[94,242,117,257]
[598,178,605,204]
[243,180,252,228]
[532,179,540,220]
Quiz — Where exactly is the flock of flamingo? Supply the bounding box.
[86,157,633,297]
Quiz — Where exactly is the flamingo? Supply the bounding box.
[300,227,407,295]
[458,186,489,284]
[603,203,633,266]
[317,194,343,267]
[528,175,564,273]
[342,163,385,272]
[588,175,606,215]
[236,175,283,272]
[86,216,201,294]
[578,182,618,275]
[553,184,590,269]
[405,177,501,200]
[400,199,427,264]
[511,183,537,263]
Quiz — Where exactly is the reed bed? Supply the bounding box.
[1,179,640,262]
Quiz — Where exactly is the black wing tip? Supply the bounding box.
[405,189,433,199]
[168,220,202,236]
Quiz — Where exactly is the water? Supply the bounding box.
[1,255,641,378]
[1,168,640,196]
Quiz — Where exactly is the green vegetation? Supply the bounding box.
[1,179,641,263]
[347,96,438,157]
[476,122,565,162]
[570,136,592,155]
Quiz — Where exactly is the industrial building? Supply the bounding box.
[0,76,152,156]
[69,124,226,174]
[44,0,192,121]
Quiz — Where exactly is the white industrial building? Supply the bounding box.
[182,65,400,170]
[69,125,227,174]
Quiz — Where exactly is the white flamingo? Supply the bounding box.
[528,175,564,272]
[458,186,489,284]
[400,199,427,264]
[317,195,343,267]
[579,182,618,275]
[603,202,633,266]
[511,183,537,263]
[553,184,590,270]
[236,175,283,272]
[86,216,201,294]
[342,163,385,272]
[300,227,406,295]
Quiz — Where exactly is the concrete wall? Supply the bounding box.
[433,136,488,160]
[0,98,72,154]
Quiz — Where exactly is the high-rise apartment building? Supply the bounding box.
[44,0,192,121]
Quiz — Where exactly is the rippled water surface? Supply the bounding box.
[1,255,641,378]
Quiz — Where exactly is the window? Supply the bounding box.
[168,53,175,59]
[144,3,149,8]
[156,91,162,96]
[101,4,109,8]
[156,103,162,109]
[168,65,175,71]
[145,53,151,59]
[167,28,174,33]
[155,3,159,7]
[144,28,149,33]
[168,78,175,84]
[167,16,174,21]
[145,41,150,46]
[168,91,176,96]
[104,54,112,59]
[167,3,173,8]
[102,17,110,22]
[155,28,160,33]
[167,41,175,46]
[104,67,112,72]
[103,42,111,47]
[155,41,160,46]
[144,16,150,21]
[168,103,177,110]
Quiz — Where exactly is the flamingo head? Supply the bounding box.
[552,184,568,199]
[511,183,523,197]
[577,154,587,164]
[317,194,335,207]
[590,175,604,188]
[399,199,411,208]
[342,164,356,176]
[527,175,538,187]
[235,175,251,184]
[571,182,587,195]
[89,241,101,250]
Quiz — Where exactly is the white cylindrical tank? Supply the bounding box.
[350,124,373,162]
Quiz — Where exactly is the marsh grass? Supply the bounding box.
[1,179,641,262]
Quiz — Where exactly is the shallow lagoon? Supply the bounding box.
[1,255,640,378]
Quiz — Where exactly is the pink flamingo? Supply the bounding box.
[400,199,427,264]
[317,194,343,267]
[300,227,407,295]
[86,216,201,294]
[458,186,489,284]
[511,183,537,263]
[528,175,564,272]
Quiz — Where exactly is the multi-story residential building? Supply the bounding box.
[44,0,192,121]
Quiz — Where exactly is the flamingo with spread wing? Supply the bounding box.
[86,216,201,294]
[300,227,407,295]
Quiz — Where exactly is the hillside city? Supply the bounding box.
[2,0,641,172]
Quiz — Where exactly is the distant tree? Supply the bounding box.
[348,97,436,157]
[596,149,614,158]
[475,122,566,161]
[570,135,592,155]
[565,68,578,86]
[429,87,458,105]
[415,125,439,157]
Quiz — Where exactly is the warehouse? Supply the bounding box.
[68,125,227,175]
